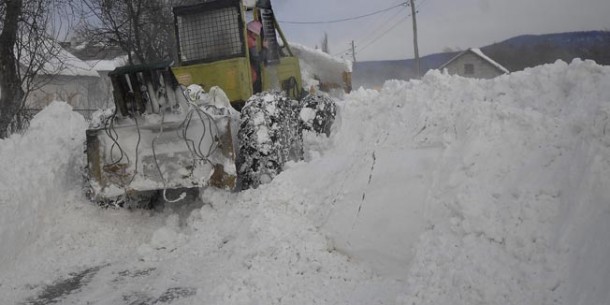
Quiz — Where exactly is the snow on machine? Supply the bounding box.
[85,0,349,207]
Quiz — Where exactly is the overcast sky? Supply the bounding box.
[270,0,610,61]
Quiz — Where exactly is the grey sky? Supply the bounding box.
[272,0,610,61]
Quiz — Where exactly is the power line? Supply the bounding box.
[355,0,429,58]
[333,8,403,57]
[278,2,408,25]
[335,0,431,60]
[333,46,353,57]
[417,0,430,10]
[336,8,403,53]
[358,15,410,53]
[334,14,401,58]
[356,9,404,50]
[335,12,408,59]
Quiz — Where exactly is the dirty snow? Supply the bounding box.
[0,59,609,304]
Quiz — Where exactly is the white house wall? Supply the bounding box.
[25,75,112,118]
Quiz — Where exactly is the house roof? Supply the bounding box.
[62,42,126,62]
[85,56,129,72]
[439,48,509,74]
[49,46,101,77]
[59,42,130,72]
[21,39,100,77]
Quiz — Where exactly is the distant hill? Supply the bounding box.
[480,31,610,72]
[353,31,610,88]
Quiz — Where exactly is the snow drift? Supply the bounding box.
[0,59,608,305]
[0,102,87,269]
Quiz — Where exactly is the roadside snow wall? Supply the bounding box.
[310,59,610,305]
[0,102,87,269]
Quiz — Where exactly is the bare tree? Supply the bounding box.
[0,0,25,138]
[0,0,78,138]
[77,0,177,65]
[17,1,73,101]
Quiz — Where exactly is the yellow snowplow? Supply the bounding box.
[85,0,346,207]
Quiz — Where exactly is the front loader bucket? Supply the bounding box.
[85,110,237,203]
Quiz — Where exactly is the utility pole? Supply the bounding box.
[351,40,357,63]
[409,0,421,78]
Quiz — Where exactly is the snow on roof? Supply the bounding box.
[469,48,509,74]
[290,43,352,89]
[440,48,509,74]
[290,43,352,72]
[20,39,100,78]
[49,47,101,77]
[85,55,129,72]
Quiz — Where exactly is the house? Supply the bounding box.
[61,42,129,114]
[25,41,128,120]
[353,49,509,88]
[439,48,509,79]
[23,40,107,119]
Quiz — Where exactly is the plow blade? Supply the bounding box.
[86,113,236,202]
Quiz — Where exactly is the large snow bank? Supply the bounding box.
[314,59,610,304]
[250,59,610,304]
[0,102,88,269]
[0,60,608,305]
[0,103,174,303]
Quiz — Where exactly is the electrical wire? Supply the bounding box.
[99,91,141,207]
[105,107,128,166]
[151,106,186,203]
[358,15,410,53]
[417,0,430,10]
[278,2,408,25]
[354,9,405,52]
[180,98,222,162]
[347,0,430,58]
[332,8,403,58]
[98,75,222,205]
[150,87,225,203]
[332,2,406,58]
[126,90,143,187]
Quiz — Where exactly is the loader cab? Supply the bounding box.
[171,0,303,109]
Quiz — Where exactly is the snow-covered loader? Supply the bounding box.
[85,0,346,206]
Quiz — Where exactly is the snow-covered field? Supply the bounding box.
[1,59,609,305]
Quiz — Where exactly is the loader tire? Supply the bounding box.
[300,94,337,136]
[236,91,303,190]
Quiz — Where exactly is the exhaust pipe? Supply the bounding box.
[256,0,280,65]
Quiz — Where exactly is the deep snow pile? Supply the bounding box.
[0,60,609,305]
[0,103,87,269]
